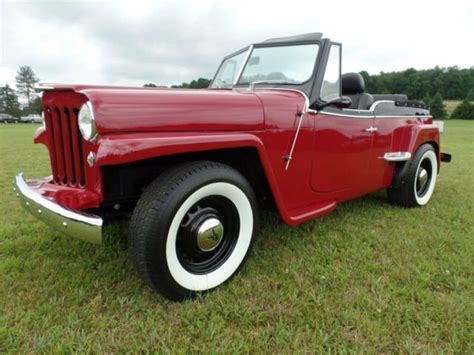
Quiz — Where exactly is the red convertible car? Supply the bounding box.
[14,33,450,300]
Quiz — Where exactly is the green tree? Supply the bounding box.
[0,84,22,117]
[466,89,474,101]
[15,66,39,106]
[423,94,431,106]
[144,83,168,88]
[430,93,448,119]
[25,96,42,115]
[189,78,211,88]
[451,100,474,119]
[171,82,190,88]
[171,78,211,89]
[359,66,474,100]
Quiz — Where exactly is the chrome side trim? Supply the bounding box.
[384,152,412,162]
[320,100,431,119]
[376,115,432,119]
[248,87,312,113]
[368,100,395,111]
[320,111,432,119]
[34,85,55,92]
[14,173,102,244]
[364,126,378,133]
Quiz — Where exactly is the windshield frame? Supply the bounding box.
[210,40,322,90]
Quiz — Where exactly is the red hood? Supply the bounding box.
[40,84,264,133]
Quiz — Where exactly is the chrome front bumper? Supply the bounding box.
[14,173,103,244]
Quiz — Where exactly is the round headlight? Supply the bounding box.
[78,101,97,141]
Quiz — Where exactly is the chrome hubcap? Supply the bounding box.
[196,218,224,252]
[177,198,239,274]
[418,168,428,189]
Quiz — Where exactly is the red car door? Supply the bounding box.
[311,109,375,194]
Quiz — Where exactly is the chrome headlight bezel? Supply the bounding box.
[78,101,97,141]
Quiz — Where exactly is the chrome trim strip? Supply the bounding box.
[368,100,395,111]
[319,111,372,118]
[234,44,253,85]
[377,115,432,119]
[320,111,431,119]
[248,87,312,112]
[384,152,412,162]
[14,173,102,244]
[320,100,431,119]
[364,126,378,133]
[34,85,55,92]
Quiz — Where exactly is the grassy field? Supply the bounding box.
[444,100,462,116]
[444,100,474,117]
[1,122,473,352]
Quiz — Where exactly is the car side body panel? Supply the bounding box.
[33,87,440,226]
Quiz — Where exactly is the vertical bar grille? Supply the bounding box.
[45,105,86,187]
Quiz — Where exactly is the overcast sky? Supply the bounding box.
[1,0,473,88]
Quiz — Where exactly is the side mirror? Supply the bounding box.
[310,96,352,110]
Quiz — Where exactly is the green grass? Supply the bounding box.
[1,122,473,352]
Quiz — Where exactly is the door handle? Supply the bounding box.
[364,126,378,133]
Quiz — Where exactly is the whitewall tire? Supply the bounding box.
[128,161,257,301]
[414,149,437,205]
[387,144,438,207]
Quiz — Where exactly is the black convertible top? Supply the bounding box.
[261,32,323,44]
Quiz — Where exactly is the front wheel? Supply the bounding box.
[387,144,438,207]
[128,161,257,301]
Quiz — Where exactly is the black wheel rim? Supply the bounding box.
[416,157,432,198]
[176,195,240,274]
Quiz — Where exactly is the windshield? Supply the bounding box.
[239,44,319,85]
[211,44,319,88]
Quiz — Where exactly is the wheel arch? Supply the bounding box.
[404,124,440,160]
[390,139,440,189]
[100,145,278,213]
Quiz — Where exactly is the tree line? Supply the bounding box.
[145,67,474,119]
[360,66,474,101]
[1,66,41,117]
[144,78,211,89]
[361,66,474,119]
[3,65,473,119]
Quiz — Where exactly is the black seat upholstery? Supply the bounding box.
[342,73,374,110]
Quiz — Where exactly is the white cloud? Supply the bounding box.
[1,0,473,88]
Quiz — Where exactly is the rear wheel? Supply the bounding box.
[128,161,257,301]
[387,144,438,207]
